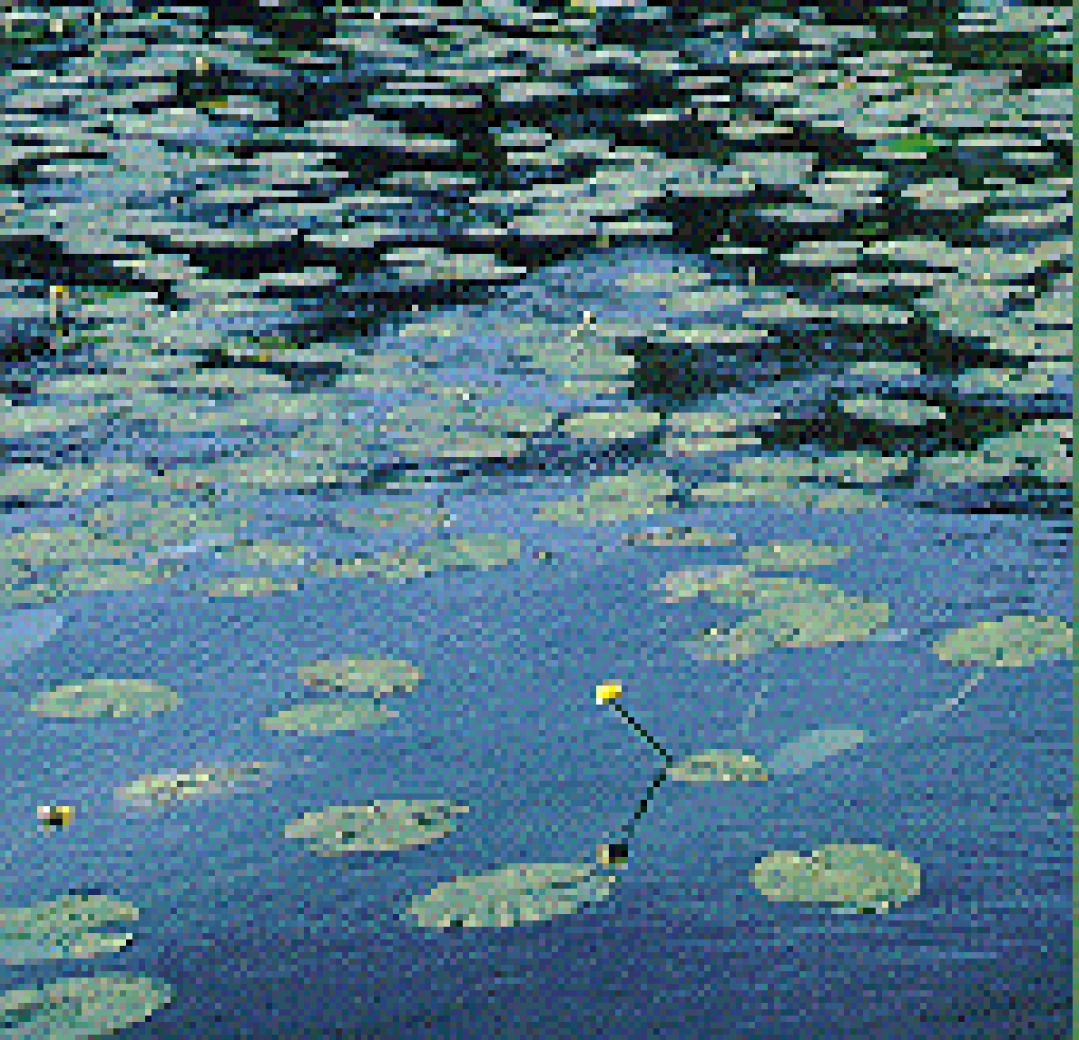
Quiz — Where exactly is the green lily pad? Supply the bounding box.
[404,861,618,929]
[297,657,422,695]
[740,541,853,569]
[839,398,947,426]
[766,727,868,776]
[202,575,305,599]
[931,615,1073,667]
[535,472,676,527]
[728,453,909,485]
[284,800,469,854]
[624,526,737,549]
[311,534,522,583]
[0,893,139,965]
[116,762,276,810]
[668,749,769,782]
[0,973,173,1038]
[560,409,662,441]
[752,843,921,913]
[259,698,399,734]
[29,679,181,719]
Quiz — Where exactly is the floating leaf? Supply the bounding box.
[297,657,422,695]
[839,397,947,426]
[624,526,736,549]
[284,800,469,854]
[404,861,618,929]
[116,762,276,810]
[0,973,173,1037]
[534,473,675,526]
[766,728,868,776]
[0,606,64,669]
[259,698,399,733]
[740,541,853,570]
[931,615,1073,668]
[311,534,521,582]
[668,749,769,782]
[752,843,921,913]
[0,893,139,965]
[728,453,909,485]
[29,678,181,719]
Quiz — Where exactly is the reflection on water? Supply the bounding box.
[0,0,1071,1036]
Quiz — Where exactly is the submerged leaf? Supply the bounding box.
[932,615,1073,667]
[259,698,399,733]
[116,762,276,810]
[0,607,64,669]
[766,728,868,776]
[284,800,469,854]
[668,749,769,782]
[405,861,618,929]
[752,843,921,913]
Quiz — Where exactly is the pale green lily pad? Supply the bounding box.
[624,526,736,549]
[955,366,1060,397]
[297,657,422,695]
[310,534,522,583]
[220,540,313,567]
[284,800,469,854]
[922,421,1071,486]
[560,410,662,441]
[259,698,399,733]
[931,615,1073,668]
[766,728,868,776]
[689,594,890,662]
[336,502,453,530]
[846,361,923,380]
[202,575,305,599]
[0,973,173,1038]
[653,566,838,607]
[0,399,122,438]
[740,541,853,569]
[839,397,947,426]
[0,894,139,965]
[752,843,921,913]
[534,473,675,526]
[668,749,769,782]
[691,482,888,512]
[116,762,276,810]
[405,861,618,929]
[29,679,181,719]
[728,452,909,485]
[0,462,146,503]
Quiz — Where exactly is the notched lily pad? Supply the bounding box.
[0,893,139,965]
[259,698,399,733]
[29,678,181,718]
[752,843,921,914]
[931,615,1072,668]
[116,762,276,810]
[0,973,173,1038]
[404,861,618,929]
[284,800,469,854]
[668,749,769,782]
[297,657,422,695]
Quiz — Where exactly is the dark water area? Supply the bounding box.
[0,0,1071,1036]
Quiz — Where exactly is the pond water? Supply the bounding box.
[0,0,1071,1036]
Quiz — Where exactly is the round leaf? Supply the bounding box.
[668,749,769,782]
[284,800,469,854]
[259,698,399,733]
[932,615,1073,667]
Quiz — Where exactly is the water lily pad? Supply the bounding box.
[404,861,618,929]
[668,749,769,782]
[0,893,139,965]
[931,615,1072,668]
[740,542,853,569]
[0,973,173,1038]
[29,679,181,719]
[116,762,276,810]
[297,657,422,695]
[259,698,399,733]
[752,843,921,913]
[728,453,909,485]
[766,728,868,776]
[284,800,469,854]
[560,410,662,441]
[839,398,947,426]
[310,534,522,583]
[202,575,305,599]
[624,526,737,549]
[535,473,675,526]
[0,606,64,668]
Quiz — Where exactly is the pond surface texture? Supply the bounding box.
[0,0,1071,1036]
